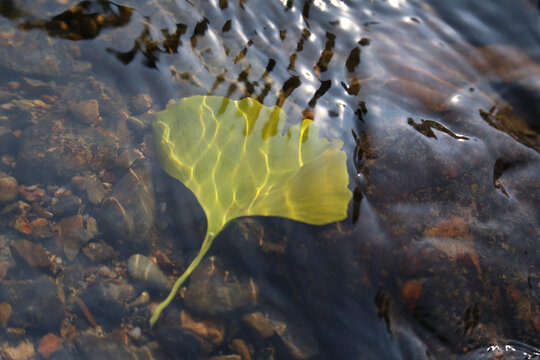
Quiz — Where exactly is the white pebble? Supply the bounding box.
[129,327,141,340]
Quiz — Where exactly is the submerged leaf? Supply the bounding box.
[150,95,351,326]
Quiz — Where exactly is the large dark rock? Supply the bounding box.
[79,280,135,327]
[99,158,155,253]
[184,256,257,315]
[0,275,65,332]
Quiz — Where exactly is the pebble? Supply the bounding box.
[70,175,87,191]
[10,239,50,268]
[98,265,116,279]
[180,310,226,352]
[85,216,99,234]
[241,312,275,338]
[37,333,61,359]
[209,356,242,360]
[13,216,33,235]
[17,185,45,202]
[131,94,153,115]
[231,338,252,360]
[1,341,35,360]
[129,326,142,341]
[69,99,100,125]
[1,201,30,216]
[0,175,18,202]
[31,217,53,239]
[126,291,150,308]
[82,241,117,262]
[184,256,257,315]
[53,187,71,198]
[0,301,12,325]
[127,254,171,291]
[63,227,93,261]
[55,215,83,244]
[50,195,82,217]
[114,148,143,171]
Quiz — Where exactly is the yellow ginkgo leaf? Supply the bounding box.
[150,95,351,326]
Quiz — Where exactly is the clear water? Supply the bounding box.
[0,0,539,359]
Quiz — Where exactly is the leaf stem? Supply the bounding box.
[149,231,216,327]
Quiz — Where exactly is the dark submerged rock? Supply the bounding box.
[0,276,65,332]
[50,195,82,217]
[74,333,134,360]
[79,281,135,327]
[263,307,319,360]
[241,312,275,339]
[184,256,257,315]
[0,126,16,155]
[99,158,155,253]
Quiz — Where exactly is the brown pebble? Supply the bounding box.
[13,216,33,235]
[71,175,87,191]
[42,95,57,104]
[63,228,93,261]
[69,99,100,125]
[109,329,129,345]
[50,195,81,217]
[231,338,252,360]
[114,149,143,171]
[10,239,49,267]
[2,341,35,360]
[37,333,61,359]
[55,215,83,243]
[85,217,99,235]
[31,217,48,228]
[100,170,118,184]
[180,310,226,351]
[32,202,54,219]
[7,81,20,90]
[1,155,15,167]
[0,176,18,202]
[32,99,50,109]
[241,312,275,338]
[131,94,153,114]
[1,201,31,216]
[31,217,53,239]
[0,302,12,326]
[0,262,10,281]
[154,250,174,273]
[84,173,107,205]
[18,185,45,202]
